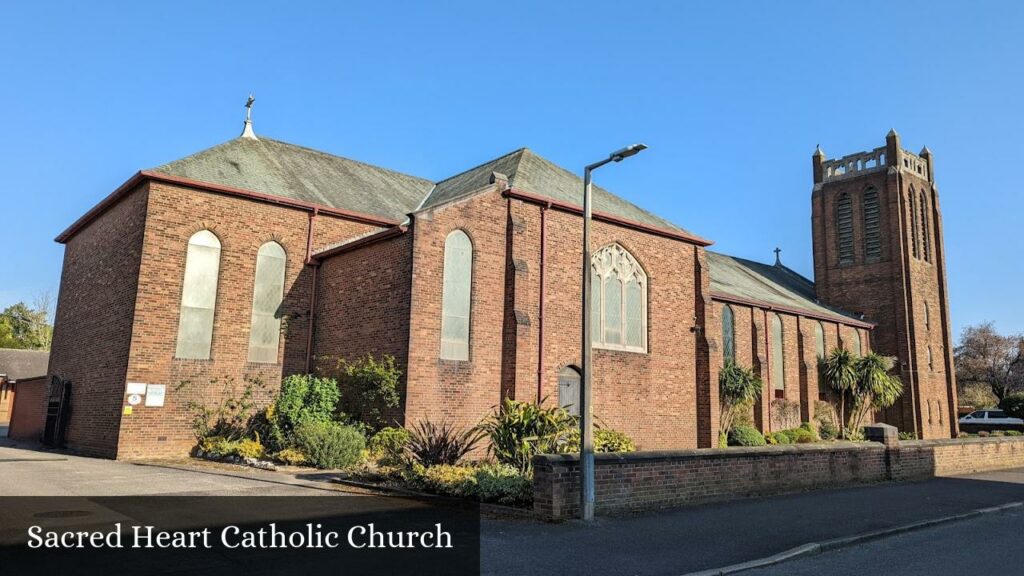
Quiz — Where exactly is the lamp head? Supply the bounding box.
[610,143,648,162]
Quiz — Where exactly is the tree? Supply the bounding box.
[718,360,763,444]
[822,348,858,438]
[955,322,1024,402]
[0,300,53,350]
[848,353,903,433]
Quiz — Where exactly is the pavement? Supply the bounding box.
[744,506,1024,576]
[3,440,1024,575]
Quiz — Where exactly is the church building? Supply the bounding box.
[45,107,958,458]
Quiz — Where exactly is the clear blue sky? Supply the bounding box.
[1,1,1021,338]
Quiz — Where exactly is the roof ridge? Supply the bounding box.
[257,136,434,185]
[433,147,528,185]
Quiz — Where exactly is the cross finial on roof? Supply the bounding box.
[240,94,258,140]
[774,247,782,266]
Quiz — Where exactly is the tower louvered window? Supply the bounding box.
[836,193,854,265]
[909,187,920,258]
[919,190,930,262]
[863,188,881,261]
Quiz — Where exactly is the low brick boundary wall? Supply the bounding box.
[533,436,1024,520]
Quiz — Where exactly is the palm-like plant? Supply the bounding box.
[822,348,858,438]
[719,360,763,440]
[849,353,903,432]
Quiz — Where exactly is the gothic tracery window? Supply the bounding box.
[722,305,735,363]
[591,243,647,352]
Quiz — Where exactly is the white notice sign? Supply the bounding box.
[126,382,147,395]
[145,384,166,407]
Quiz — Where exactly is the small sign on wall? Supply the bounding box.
[145,384,166,407]
[126,382,147,395]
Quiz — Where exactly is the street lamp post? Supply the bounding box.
[580,143,647,521]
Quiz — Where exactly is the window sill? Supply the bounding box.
[594,344,647,355]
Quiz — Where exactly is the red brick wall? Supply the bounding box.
[116,181,379,459]
[534,435,1024,520]
[8,376,47,441]
[403,187,707,449]
[313,232,414,424]
[49,183,149,457]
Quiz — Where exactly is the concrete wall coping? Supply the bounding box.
[533,441,879,466]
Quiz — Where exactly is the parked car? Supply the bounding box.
[959,409,1024,432]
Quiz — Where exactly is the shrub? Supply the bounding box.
[978,430,991,438]
[727,425,766,447]
[199,436,238,457]
[474,463,532,507]
[273,447,308,466]
[336,355,402,432]
[407,419,483,467]
[247,403,288,453]
[177,376,267,441]
[999,394,1024,420]
[419,465,478,497]
[814,401,840,441]
[559,427,638,454]
[368,426,411,465]
[898,431,918,441]
[477,399,575,473]
[275,375,341,435]
[792,428,817,444]
[235,438,265,459]
[1006,430,1022,437]
[293,421,366,469]
[992,430,1006,437]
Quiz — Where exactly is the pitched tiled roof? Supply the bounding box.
[151,138,701,240]
[152,137,435,223]
[422,148,694,235]
[707,252,868,325]
[0,348,49,381]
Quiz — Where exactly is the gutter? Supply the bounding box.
[503,187,714,247]
[710,291,876,330]
[56,170,401,243]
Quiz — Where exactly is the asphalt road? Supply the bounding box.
[745,506,1024,576]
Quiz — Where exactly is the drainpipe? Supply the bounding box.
[537,202,551,403]
[304,210,319,374]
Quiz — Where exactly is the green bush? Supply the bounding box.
[368,426,411,465]
[999,394,1024,420]
[235,438,265,459]
[727,425,766,447]
[560,427,638,454]
[419,465,479,497]
[792,428,817,444]
[273,447,308,466]
[898,431,918,441]
[477,399,576,473]
[336,355,402,432]
[275,375,341,435]
[294,421,366,469]
[1006,430,1022,437]
[199,436,239,457]
[474,463,532,507]
[407,419,482,467]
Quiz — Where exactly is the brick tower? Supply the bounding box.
[811,130,957,439]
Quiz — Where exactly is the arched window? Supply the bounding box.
[836,193,854,265]
[722,305,735,363]
[771,314,785,394]
[927,345,934,371]
[863,187,881,261]
[440,230,473,360]
[248,241,286,363]
[909,186,920,259]
[591,244,647,352]
[558,366,581,416]
[176,230,221,359]
[814,321,825,359]
[919,190,930,262]
[851,330,863,356]
[924,301,930,331]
